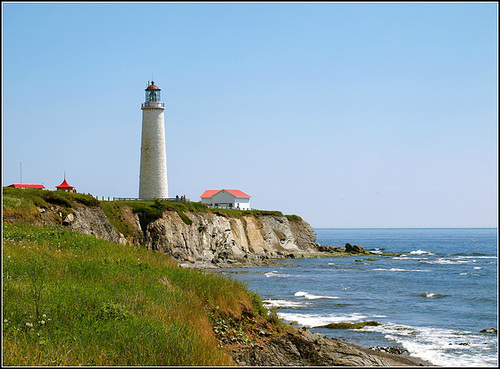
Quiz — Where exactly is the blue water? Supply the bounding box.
[220,228,498,367]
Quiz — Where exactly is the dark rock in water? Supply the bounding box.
[480,328,497,334]
[369,346,409,356]
[317,245,344,253]
[315,321,380,329]
[345,243,365,253]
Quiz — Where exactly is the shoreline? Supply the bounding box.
[199,251,433,366]
[230,323,433,366]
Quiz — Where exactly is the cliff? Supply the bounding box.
[143,210,318,268]
[4,189,319,267]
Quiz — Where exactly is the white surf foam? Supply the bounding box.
[393,256,429,260]
[265,270,292,278]
[277,311,385,328]
[373,268,431,272]
[294,291,340,300]
[409,250,434,255]
[263,299,310,308]
[360,323,498,367]
[420,258,474,265]
[421,292,439,298]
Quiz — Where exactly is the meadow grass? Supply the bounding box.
[2,221,268,366]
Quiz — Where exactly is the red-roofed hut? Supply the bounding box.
[56,179,76,193]
[200,189,251,210]
[8,184,45,189]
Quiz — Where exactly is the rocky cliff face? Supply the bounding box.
[143,211,318,267]
[50,203,318,267]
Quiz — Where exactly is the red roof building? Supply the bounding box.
[56,179,76,193]
[8,184,45,189]
[200,189,251,210]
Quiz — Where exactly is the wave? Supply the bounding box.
[373,268,431,272]
[360,322,498,367]
[392,256,429,260]
[265,270,292,278]
[450,253,497,258]
[263,299,310,308]
[294,291,340,300]
[418,292,447,299]
[409,250,434,255]
[419,258,475,265]
[277,311,386,328]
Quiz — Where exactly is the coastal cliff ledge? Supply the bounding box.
[144,210,319,268]
[3,188,320,267]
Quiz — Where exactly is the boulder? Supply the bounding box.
[369,346,409,356]
[317,245,345,253]
[62,213,75,225]
[480,328,497,334]
[345,243,365,253]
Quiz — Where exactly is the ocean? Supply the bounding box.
[220,228,498,367]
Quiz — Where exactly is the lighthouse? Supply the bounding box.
[139,81,168,199]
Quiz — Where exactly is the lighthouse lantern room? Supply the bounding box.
[142,81,164,108]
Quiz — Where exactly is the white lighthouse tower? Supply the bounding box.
[139,81,168,199]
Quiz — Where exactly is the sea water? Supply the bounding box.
[221,228,498,367]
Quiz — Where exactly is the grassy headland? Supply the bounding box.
[2,188,290,366]
[2,187,303,239]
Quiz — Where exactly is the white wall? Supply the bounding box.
[202,190,251,209]
[139,107,168,199]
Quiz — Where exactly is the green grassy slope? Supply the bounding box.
[2,188,289,365]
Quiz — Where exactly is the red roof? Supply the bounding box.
[200,190,221,198]
[56,179,74,189]
[200,189,251,199]
[8,184,45,189]
[145,81,161,91]
[225,189,251,198]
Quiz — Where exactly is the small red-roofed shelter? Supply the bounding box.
[8,184,45,189]
[56,179,76,193]
[200,189,251,210]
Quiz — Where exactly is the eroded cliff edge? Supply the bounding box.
[32,201,320,267]
[143,210,318,267]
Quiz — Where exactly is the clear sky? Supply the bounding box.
[2,1,498,228]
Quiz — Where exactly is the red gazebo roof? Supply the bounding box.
[56,179,74,189]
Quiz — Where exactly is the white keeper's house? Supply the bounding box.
[200,189,251,210]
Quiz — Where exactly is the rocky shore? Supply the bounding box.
[231,325,431,366]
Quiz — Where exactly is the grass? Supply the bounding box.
[2,221,280,366]
[2,187,99,223]
[98,197,305,238]
[3,187,304,236]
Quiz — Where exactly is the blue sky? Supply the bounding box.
[2,2,498,228]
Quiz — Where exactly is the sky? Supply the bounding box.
[2,1,498,228]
